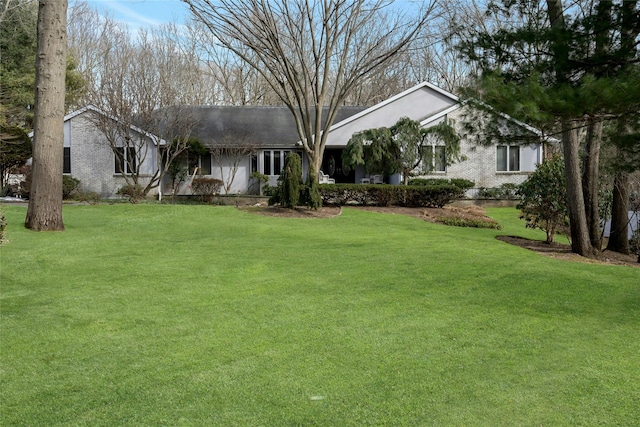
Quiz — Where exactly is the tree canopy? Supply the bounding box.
[457,0,640,258]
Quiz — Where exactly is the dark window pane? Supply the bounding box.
[263,151,271,175]
[274,151,282,175]
[509,146,520,171]
[200,153,212,175]
[115,147,125,173]
[251,155,258,173]
[127,147,137,174]
[63,147,71,174]
[496,146,508,171]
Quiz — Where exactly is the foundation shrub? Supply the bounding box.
[318,184,463,207]
[117,184,145,203]
[62,176,81,199]
[191,177,223,203]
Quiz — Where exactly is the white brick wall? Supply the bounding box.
[415,106,542,192]
[67,111,157,198]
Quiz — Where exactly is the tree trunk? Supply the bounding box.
[561,122,595,257]
[607,171,630,255]
[582,119,603,250]
[25,0,67,231]
[546,0,596,258]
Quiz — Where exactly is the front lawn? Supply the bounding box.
[1,204,638,425]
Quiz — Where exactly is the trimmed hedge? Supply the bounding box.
[318,184,464,208]
[409,178,475,191]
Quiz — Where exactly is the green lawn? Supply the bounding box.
[1,204,638,426]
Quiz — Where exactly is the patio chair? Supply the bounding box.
[318,171,335,184]
[372,175,383,184]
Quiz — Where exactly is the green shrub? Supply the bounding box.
[478,183,518,199]
[271,153,303,208]
[516,155,568,243]
[409,178,474,192]
[449,178,475,191]
[191,177,223,203]
[303,172,322,210]
[263,184,277,198]
[62,176,81,199]
[318,184,463,208]
[408,178,450,187]
[117,184,145,203]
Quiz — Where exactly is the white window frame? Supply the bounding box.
[189,153,211,175]
[115,146,137,174]
[497,145,520,172]
[420,144,446,172]
[262,150,291,176]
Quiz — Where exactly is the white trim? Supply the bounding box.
[419,104,462,127]
[329,81,460,132]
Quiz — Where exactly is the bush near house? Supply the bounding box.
[62,176,81,199]
[478,183,519,199]
[516,155,569,244]
[409,178,475,192]
[117,184,146,203]
[191,177,223,203]
[269,153,303,208]
[319,183,464,207]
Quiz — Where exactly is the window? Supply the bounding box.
[274,152,281,176]
[185,153,212,175]
[200,153,212,175]
[115,147,137,174]
[63,147,71,174]
[251,154,258,173]
[497,145,520,172]
[262,150,291,175]
[421,145,446,172]
[263,151,272,175]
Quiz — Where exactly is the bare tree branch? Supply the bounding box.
[183,0,437,181]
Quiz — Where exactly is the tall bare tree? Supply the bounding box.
[25,0,67,230]
[86,28,201,201]
[69,8,203,201]
[184,0,436,196]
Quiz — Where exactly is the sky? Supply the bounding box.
[80,0,190,31]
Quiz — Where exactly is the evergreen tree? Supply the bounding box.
[0,0,38,128]
[278,153,303,209]
[457,0,640,258]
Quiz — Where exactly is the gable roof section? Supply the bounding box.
[324,82,461,147]
[329,81,460,132]
[186,106,366,149]
[325,81,553,146]
[61,105,165,145]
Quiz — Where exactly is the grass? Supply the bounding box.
[1,204,639,426]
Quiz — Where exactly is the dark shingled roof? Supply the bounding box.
[184,106,366,149]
